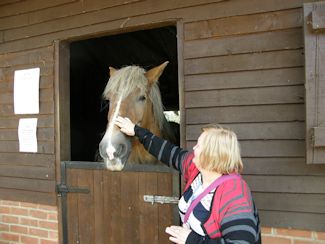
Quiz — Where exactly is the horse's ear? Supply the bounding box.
[145,61,169,85]
[109,67,117,77]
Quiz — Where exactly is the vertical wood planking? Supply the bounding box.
[77,169,95,243]
[103,171,121,243]
[138,172,159,243]
[120,172,140,243]
[157,172,174,243]
[93,170,104,244]
[67,169,80,244]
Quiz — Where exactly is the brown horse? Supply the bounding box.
[99,62,178,170]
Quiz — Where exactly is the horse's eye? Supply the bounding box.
[138,95,146,101]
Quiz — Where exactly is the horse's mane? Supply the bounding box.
[103,65,166,131]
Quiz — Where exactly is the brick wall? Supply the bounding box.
[0,200,58,244]
[262,227,325,244]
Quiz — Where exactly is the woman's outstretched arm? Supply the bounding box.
[115,116,188,172]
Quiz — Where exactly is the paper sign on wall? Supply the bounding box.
[14,67,40,114]
[18,118,38,153]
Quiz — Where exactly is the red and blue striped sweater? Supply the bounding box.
[135,125,261,244]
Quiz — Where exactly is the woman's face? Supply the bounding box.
[193,132,206,168]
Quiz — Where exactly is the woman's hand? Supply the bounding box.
[115,116,135,136]
[165,225,191,244]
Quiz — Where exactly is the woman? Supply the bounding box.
[115,116,261,244]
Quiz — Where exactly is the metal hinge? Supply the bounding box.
[143,195,179,205]
[56,184,90,196]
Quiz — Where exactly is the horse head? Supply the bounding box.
[99,62,170,170]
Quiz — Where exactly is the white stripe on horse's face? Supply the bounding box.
[105,96,122,160]
[99,95,130,171]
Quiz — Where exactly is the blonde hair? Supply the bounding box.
[199,124,243,174]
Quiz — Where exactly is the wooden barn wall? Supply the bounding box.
[0,0,325,230]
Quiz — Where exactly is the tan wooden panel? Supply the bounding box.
[185,85,304,108]
[186,122,305,140]
[241,140,305,158]
[0,0,21,6]
[0,0,309,54]
[184,8,302,40]
[103,171,122,243]
[0,75,53,92]
[0,64,53,85]
[77,169,95,243]
[253,192,325,213]
[0,102,54,116]
[187,140,304,157]
[157,172,174,243]
[184,28,303,59]
[67,168,81,244]
[0,116,54,129]
[245,175,325,194]
[243,157,325,176]
[0,141,54,154]
[93,170,104,244]
[186,104,304,124]
[184,49,303,75]
[0,176,55,193]
[183,0,319,23]
[0,46,54,68]
[185,67,304,91]
[2,0,224,42]
[0,0,309,32]
[0,128,54,141]
[138,172,158,243]
[0,188,56,205]
[66,169,175,243]
[0,152,54,167]
[120,172,140,243]
[0,0,141,30]
[0,0,76,18]
[0,165,55,180]
[259,210,325,231]
[0,87,54,104]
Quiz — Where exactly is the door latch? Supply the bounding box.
[143,195,179,205]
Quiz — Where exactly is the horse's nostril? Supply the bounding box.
[114,144,127,158]
[115,145,122,156]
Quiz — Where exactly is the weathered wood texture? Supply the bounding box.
[0,0,325,232]
[66,169,174,244]
[304,2,325,164]
[0,44,55,205]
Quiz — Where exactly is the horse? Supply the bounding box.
[98,61,178,171]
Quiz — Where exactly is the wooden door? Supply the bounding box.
[61,162,179,244]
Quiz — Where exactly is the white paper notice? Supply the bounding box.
[14,67,40,114]
[18,118,38,153]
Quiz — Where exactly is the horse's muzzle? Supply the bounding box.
[99,132,131,171]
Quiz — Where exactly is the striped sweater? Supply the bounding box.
[135,125,261,244]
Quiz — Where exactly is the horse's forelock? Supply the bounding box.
[103,66,147,100]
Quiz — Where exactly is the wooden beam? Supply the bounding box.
[312,127,325,147]
[311,9,325,30]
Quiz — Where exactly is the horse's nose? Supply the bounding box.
[99,131,131,161]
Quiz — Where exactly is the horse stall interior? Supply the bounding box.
[57,26,181,243]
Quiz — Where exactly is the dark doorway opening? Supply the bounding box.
[70,26,179,161]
